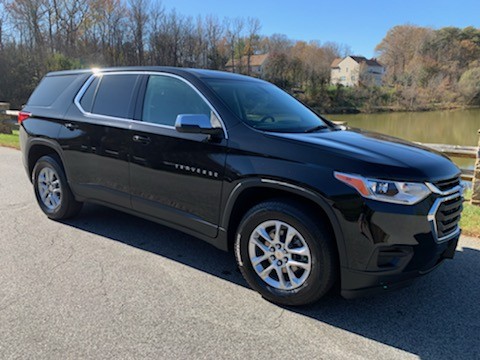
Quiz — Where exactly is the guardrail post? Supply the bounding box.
[471,129,480,206]
[0,102,12,134]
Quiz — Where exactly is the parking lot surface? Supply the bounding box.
[0,147,479,359]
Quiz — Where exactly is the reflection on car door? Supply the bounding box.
[60,74,141,208]
[129,74,227,237]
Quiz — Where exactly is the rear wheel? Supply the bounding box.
[33,155,83,220]
[235,200,337,306]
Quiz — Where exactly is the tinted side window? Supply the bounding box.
[142,75,210,126]
[28,75,79,106]
[79,76,100,112]
[92,74,138,118]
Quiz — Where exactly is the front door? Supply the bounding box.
[129,74,227,237]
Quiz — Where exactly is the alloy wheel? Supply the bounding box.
[37,167,62,211]
[248,220,312,290]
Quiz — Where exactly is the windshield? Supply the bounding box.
[204,79,329,133]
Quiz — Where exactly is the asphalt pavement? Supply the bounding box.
[0,146,479,360]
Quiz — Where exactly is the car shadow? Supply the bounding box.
[63,204,480,360]
[289,245,480,359]
[62,204,248,286]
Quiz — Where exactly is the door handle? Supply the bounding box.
[65,122,78,130]
[132,135,151,144]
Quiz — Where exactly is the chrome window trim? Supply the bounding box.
[427,191,463,243]
[73,71,228,139]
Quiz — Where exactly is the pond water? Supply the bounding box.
[328,109,480,169]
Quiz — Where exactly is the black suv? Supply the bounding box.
[19,67,463,305]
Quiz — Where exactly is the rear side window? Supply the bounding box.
[91,74,139,118]
[142,75,211,126]
[79,76,100,112]
[28,75,79,106]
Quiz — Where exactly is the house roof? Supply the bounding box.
[225,53,269,68]
[349,56,383,67]
[330,58,342,68]
[331,56,383,68]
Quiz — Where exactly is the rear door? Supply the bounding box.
[129,73,227,237]
[59,73,141,208]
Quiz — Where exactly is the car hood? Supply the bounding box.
[269,127,461,182]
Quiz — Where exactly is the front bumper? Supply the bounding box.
[340,233,459,299]
[334,186,463,299]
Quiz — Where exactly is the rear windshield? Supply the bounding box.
[204,79,328,133]
[28,75,79,106]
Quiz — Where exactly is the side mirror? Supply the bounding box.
[175,114,223,136]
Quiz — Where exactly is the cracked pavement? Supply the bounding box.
[0,147,479,359]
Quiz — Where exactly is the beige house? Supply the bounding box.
[331,56,384,86]
[225,54,269,76]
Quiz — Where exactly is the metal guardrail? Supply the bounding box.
[416,143,477,159]
[1,101,19,130]
[2,109,19,117]
[0,109,20,131]
[416,143,477,183]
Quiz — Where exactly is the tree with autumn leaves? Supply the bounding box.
[0,1,478,112]
[375,25,480,109]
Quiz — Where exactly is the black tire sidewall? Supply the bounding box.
[236,203,335,306]
[33,156,75,220]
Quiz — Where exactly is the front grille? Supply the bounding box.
[435,194,463,239]
[433,176,461,192]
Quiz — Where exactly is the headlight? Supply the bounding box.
[334,172,431,205]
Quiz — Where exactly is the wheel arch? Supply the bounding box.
[27,139,66,181]
[222,178,347,268]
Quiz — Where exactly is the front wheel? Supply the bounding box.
[235,200,337,306]
[32,155,83,220]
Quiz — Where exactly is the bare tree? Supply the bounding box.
[204,15,225,69]
[147,1,164,65]
[5,0,48,49]
[88,0,128,65]
[45,0,91,57]
[225,17,244,73]
[149,9,184,66]
[129,0,149,65]
[265,34,292,54]
[245,17,261,75]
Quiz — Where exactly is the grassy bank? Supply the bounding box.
[461,190,480,238]
[0,130,19,149]
[307,84,480,115]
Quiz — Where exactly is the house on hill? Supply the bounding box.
[225,54,269,76]
[331,56,384,86]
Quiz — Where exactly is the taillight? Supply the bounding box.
[18,111,31,124]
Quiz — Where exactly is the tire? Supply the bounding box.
[235,200,337,306]
[32,155,83,220]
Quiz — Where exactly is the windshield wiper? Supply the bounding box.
[304,125,328,133]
